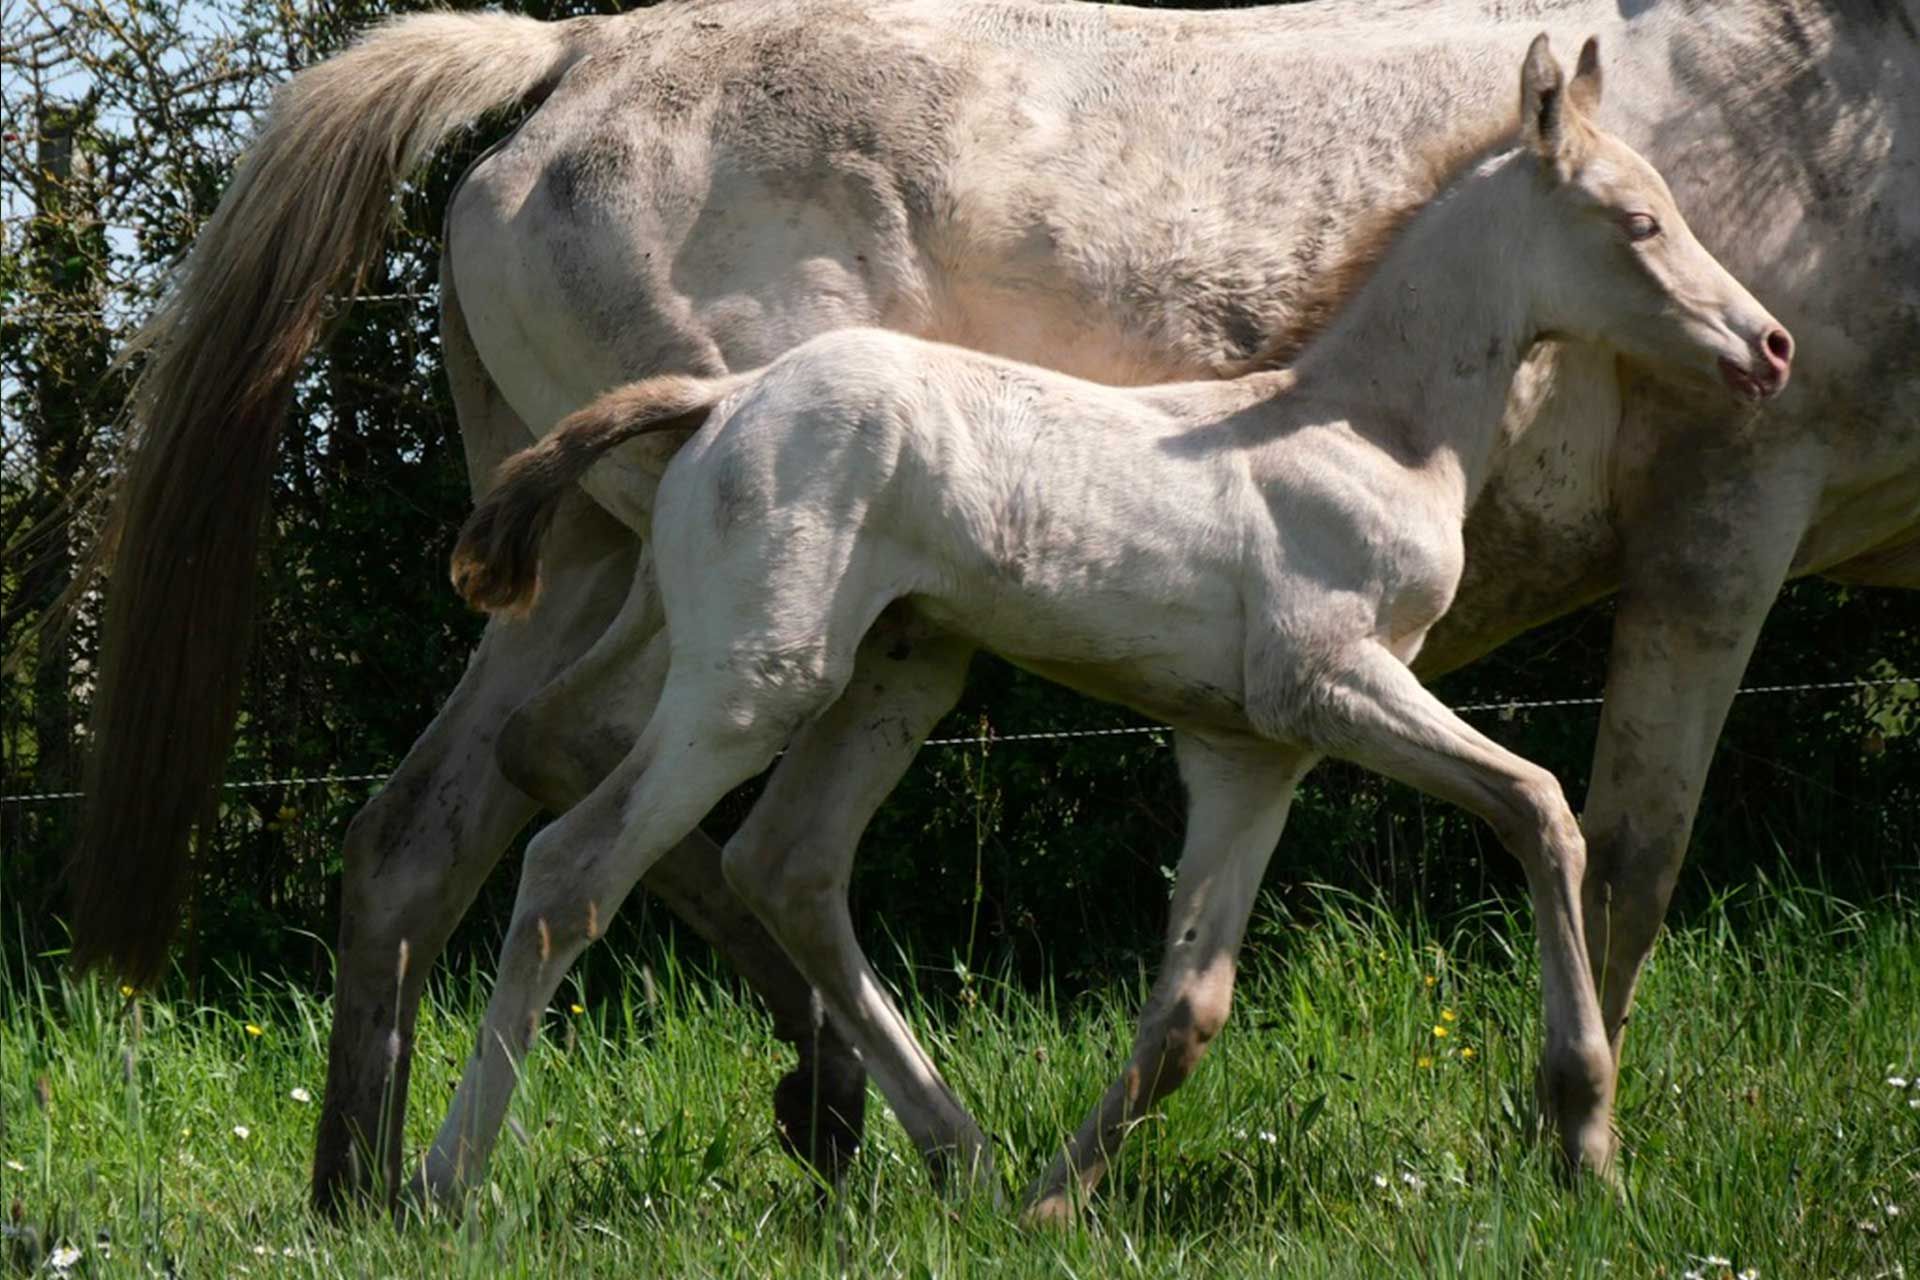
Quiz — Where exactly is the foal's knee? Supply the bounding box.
[1501,767,1586,882]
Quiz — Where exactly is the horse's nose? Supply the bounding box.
[1759,326,1793,390]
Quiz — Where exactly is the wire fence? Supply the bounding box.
[1,289,436,326]
[2,673,1911,807]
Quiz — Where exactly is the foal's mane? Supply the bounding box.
[1250,115,1519,370]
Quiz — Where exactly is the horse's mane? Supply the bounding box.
[1250,114,1520,370]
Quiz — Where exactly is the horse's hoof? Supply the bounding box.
[1018,1191,1077,1230]
[1560,1122,1622,1192]
[773,1058,867,1190]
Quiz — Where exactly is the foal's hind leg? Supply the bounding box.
[498,559,867,1185]
[1289,644,1616,1177]
[420,662,825,1201]
[719,627,986,1193]
[317,275,865,1210]
[1025,735,1311,1223]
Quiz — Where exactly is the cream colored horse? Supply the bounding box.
[442,38,1788,1214]
[68,0,1916,1212]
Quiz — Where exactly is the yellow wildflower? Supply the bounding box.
[1423,975,1436,987]
[120,984,135,998]
[1460,1046,1477,1062]
[569,1003,585,1015]
[1432,1024,1449,1038]
[1441,1009,1456,1023]
[1417,1056,1432,1068]
[245,1023,264,1037]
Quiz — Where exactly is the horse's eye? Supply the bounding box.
[1622,212,1661,241]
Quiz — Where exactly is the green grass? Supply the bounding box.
[2,882,1914,1277]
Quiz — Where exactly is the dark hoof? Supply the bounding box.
[773,1055,867,1191]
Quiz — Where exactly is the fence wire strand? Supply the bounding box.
[2,673,1910,806]
[3,290,435,325]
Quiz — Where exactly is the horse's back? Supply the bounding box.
[441,0,1538,415]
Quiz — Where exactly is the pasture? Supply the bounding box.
[4,881,1913,1277]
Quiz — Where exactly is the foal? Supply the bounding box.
[441,37,1790,1217]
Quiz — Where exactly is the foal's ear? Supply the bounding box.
[1519,34,1573,167]
[1569,36,1603,115]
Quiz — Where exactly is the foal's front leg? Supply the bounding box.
[1024,735,1312,1224]
[1297,644,1616,1177]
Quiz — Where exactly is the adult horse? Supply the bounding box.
[71,0,1919,1212]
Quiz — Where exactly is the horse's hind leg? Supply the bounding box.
[311,263,644,1213]
[312,490,635,1214]
[1024,735,1310,1223]
[719,625,985,1193]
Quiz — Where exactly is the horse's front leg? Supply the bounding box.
[1024,735,1312,1224]
[1581,419,1821,1072]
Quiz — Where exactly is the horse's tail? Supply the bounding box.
[71,12,600,985]
[451,376,732,616]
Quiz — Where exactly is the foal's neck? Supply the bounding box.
[1281,153,1538,505]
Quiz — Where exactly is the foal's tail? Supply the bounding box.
[71,12,603,985]
[451,376,732,616]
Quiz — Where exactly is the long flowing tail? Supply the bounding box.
[72,12,600,984]
[451,375,729,616]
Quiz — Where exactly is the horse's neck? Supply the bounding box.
[1279,162,1535,506]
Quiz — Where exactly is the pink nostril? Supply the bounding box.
[1763,327,1793,373]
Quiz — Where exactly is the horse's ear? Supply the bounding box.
[1519,33,1572,168]
[1569,36,1603,116]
